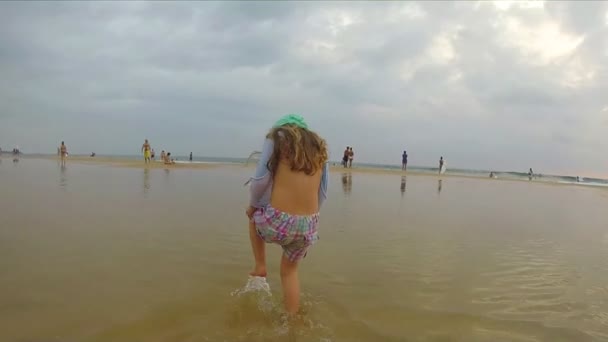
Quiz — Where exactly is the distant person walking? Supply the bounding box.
[189,152,193,162]
[528,168,534,180]
[150,148,155,160]
[342,146,350,168]
[439,156,444,174]
[348,147,354,168]
[60,141,68,167]
[142,139,151,164]
[402,150,408,171]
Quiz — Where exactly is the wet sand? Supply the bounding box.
[1,158,607,341]
[30,155,567,185]
[36,155,221,170]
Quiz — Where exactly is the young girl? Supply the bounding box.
[246,114,329,314]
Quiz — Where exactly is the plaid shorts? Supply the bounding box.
[253,206,319,262]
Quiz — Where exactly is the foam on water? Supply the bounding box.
[231,276,274,314]
[231,276,272,297]
[228,277,335,341]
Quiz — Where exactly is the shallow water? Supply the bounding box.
[1,158,607,341]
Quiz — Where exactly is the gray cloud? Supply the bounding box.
[0,1,606,176]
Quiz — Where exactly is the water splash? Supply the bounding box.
[228,277,334,341]
[231,276,274,314]
[231,276,272,297]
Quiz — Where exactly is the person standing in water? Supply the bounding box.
[141,139,151,164]
[348,147,354,168]
[60,141,68,167]
[246,114,328,315]
[439,156,444,174]
[189,152,193,162]
[402,150,408,171]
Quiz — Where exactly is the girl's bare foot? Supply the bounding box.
[249,267,267,278]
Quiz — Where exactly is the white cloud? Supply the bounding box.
[499,17,584,64]
[387,2,426,21]
[309,8,360,37]
[560,56,597,89]
[398,27,461,81]
[492,0,545,11]
[428,32,456,64]
[297,39,340,65]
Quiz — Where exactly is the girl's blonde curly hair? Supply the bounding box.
[265,124,328,176]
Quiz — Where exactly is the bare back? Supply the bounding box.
[270,160,322,215]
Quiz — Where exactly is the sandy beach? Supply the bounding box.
[25,154,584,186]
[36,155,222,170]
[1,158,607,341]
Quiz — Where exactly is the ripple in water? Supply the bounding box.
[226,276,334,342]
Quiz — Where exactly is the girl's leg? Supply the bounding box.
[249,220,267,277]
[280,254,300,314]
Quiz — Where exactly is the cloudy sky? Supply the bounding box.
[0,1,606,176]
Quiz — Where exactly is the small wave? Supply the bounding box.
[557,181,608,187]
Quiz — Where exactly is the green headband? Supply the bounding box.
[273,114,308,129]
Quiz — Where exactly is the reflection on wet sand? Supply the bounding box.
[341,172,352,195]
[401,176,407,196]
[143,168,151,194]
[438,179,443,194]
[60,165,67,189]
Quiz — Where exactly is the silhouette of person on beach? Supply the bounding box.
[142,139,151,164]
[402,151,408,171]
[348,147,354,168]
[164,152,175,165]
[528,168,534,180]
[439,157,444,174]
[60,141,67,167]
[189,152,193,162]
[343,146,349,168]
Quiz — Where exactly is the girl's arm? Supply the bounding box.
[318,162,329,209]
[247,138,274,208]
